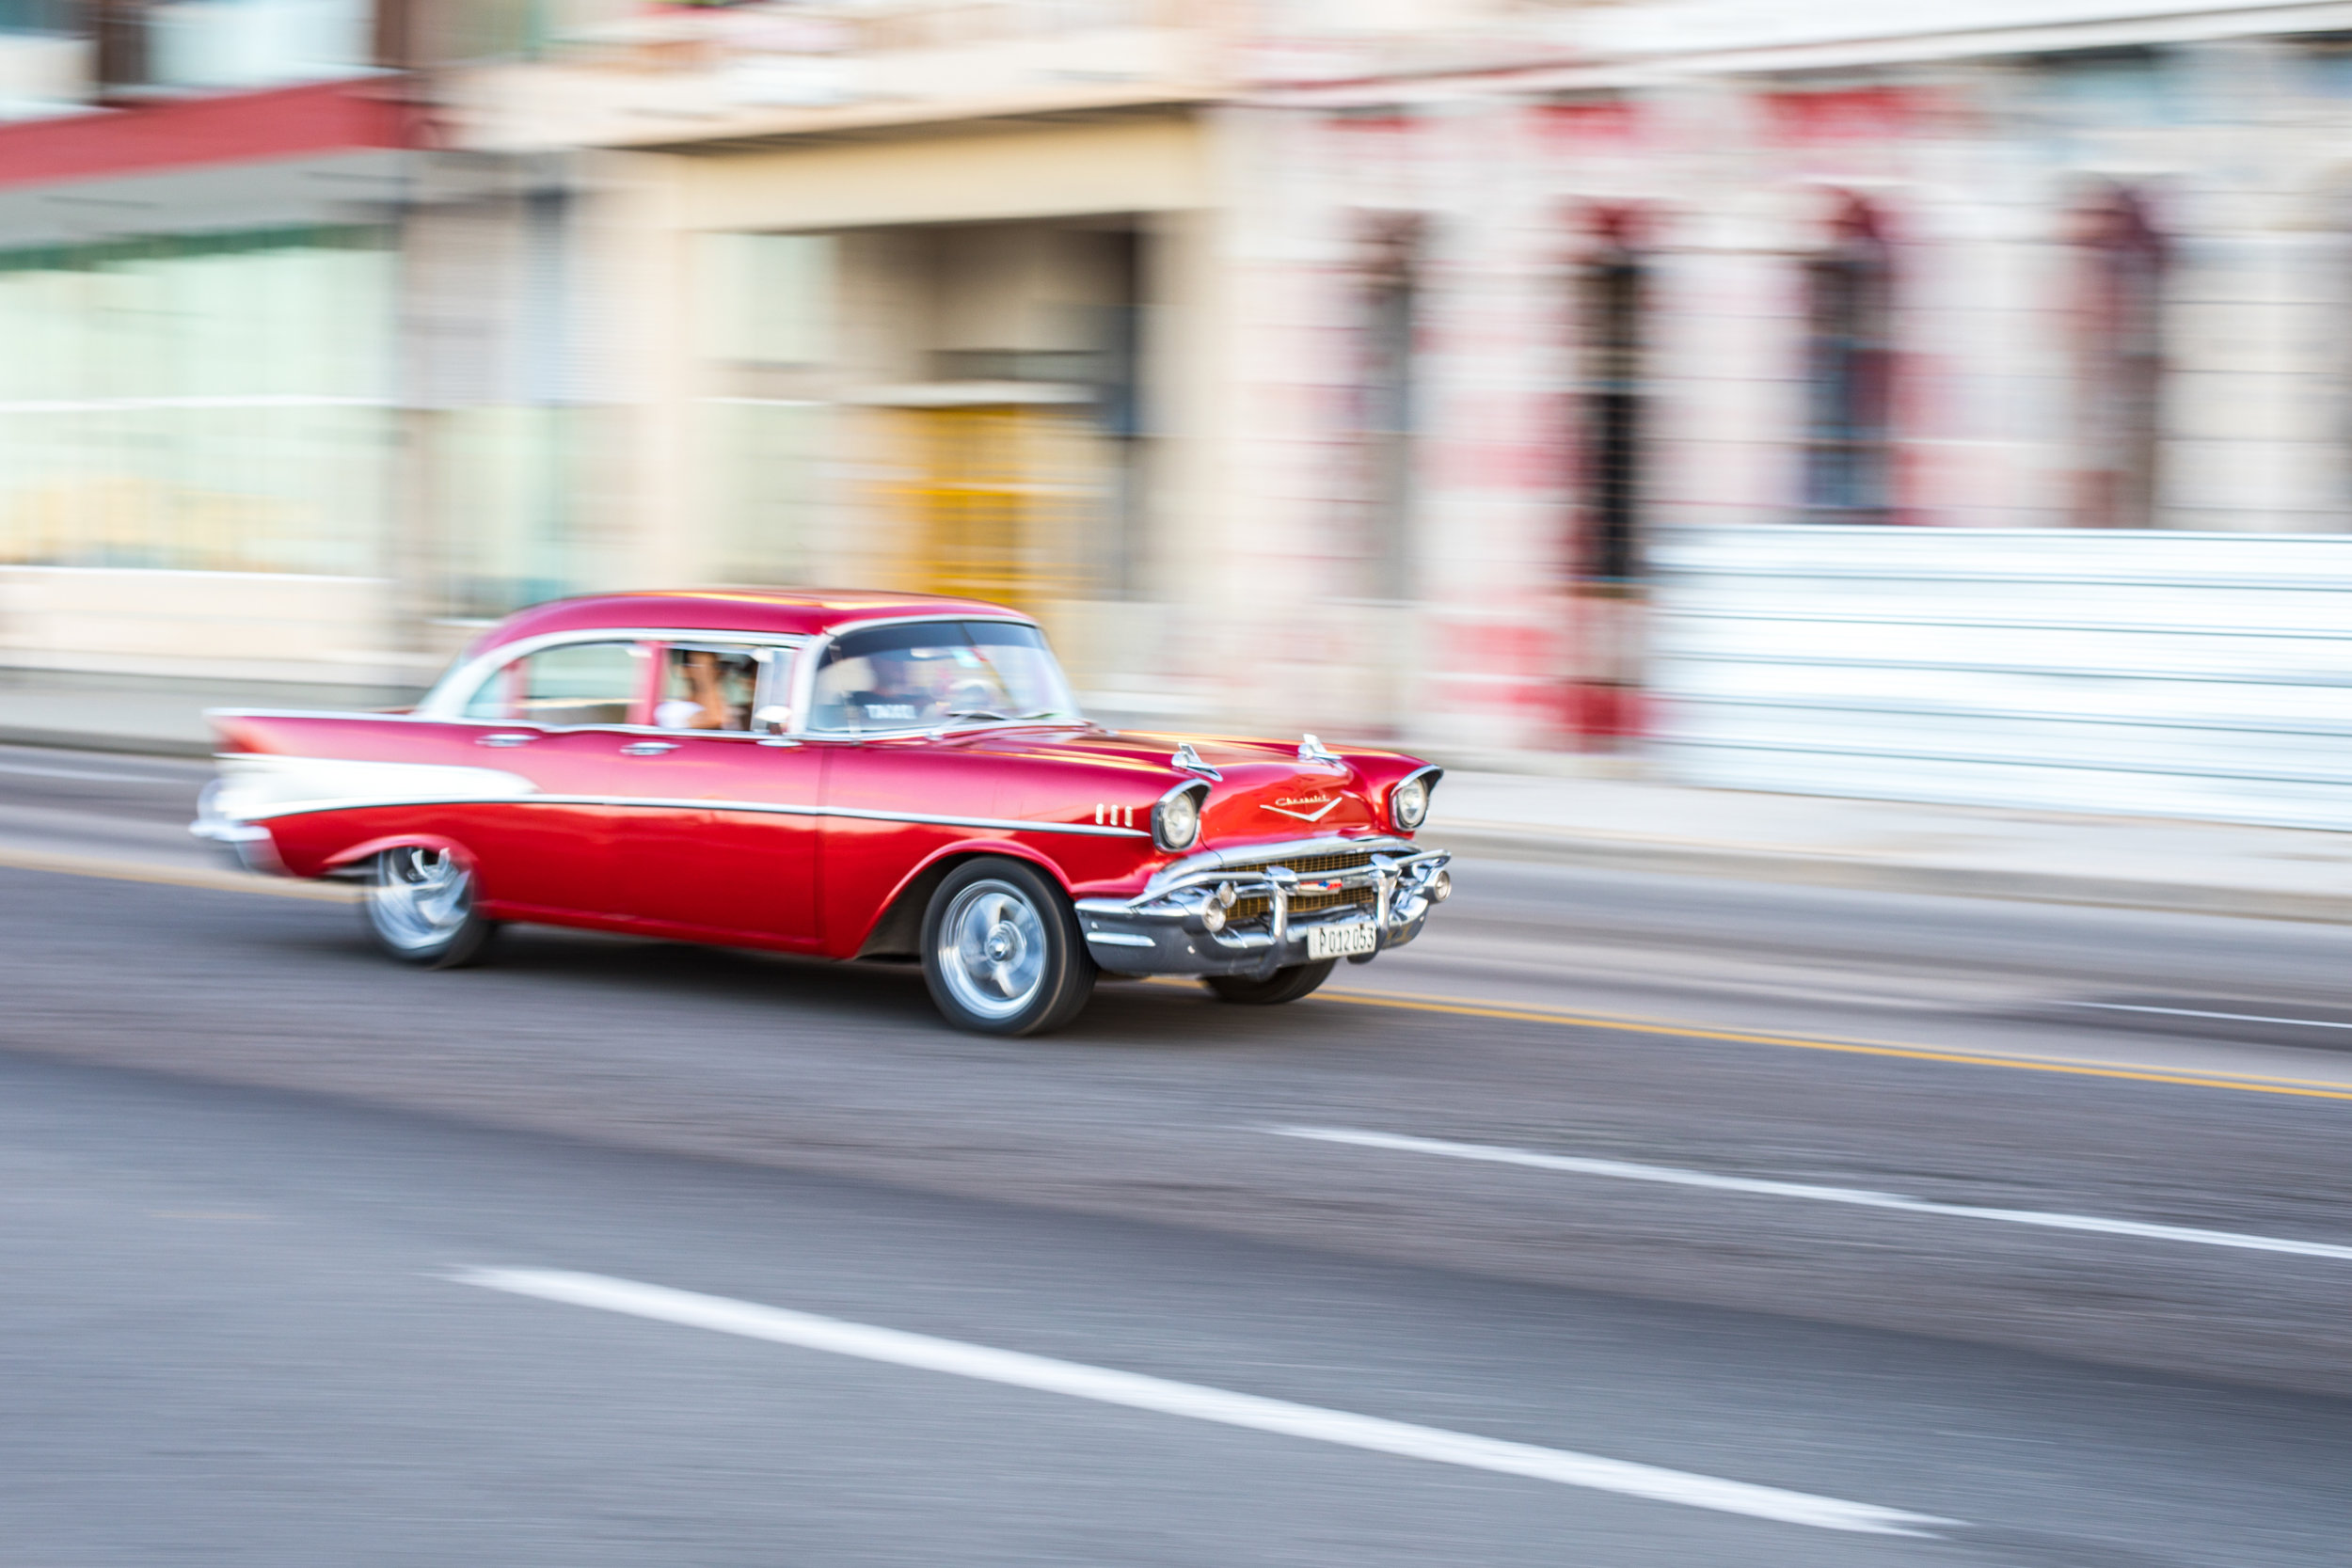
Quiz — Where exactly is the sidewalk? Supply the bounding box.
[1431,771,2352,925]
[4,673,2345,926]
[0,670,418,757]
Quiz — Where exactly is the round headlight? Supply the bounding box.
[1391,775,1430,831]
[1155,787,1200,851]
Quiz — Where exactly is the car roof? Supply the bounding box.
[474,589,1034,653]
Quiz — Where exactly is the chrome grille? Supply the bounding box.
[1225,847,1376,878]
[1218,847,1380,927]
[1229,885,1376,926]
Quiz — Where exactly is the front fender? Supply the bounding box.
[842,834,1073,961]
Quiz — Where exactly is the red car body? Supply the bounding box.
[194,590,1451,1022]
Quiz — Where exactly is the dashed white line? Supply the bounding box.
[2071,1001,2352,1031]
[453,1266,1954,1538]
[1270,1127,2352,1264]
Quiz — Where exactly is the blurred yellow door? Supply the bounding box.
[919,406,1029,604]
[906,404,1104,611]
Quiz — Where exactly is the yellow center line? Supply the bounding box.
[0,847,353,902]
[1312,987,2352,1103]
[15,847,2349,1104]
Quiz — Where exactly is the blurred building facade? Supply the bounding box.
[6,2,2352,796]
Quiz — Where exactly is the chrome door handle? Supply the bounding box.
[477,733,537,748]
[620,740,678,756]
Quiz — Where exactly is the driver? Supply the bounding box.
[849,647,942,726]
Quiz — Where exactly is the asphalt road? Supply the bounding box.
[3,743,2350,1565]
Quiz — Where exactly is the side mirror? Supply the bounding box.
[753,705,791,736]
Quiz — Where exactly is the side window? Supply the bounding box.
[652,644,764,732]
[461,641,646,726]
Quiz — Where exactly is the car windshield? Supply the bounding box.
[809,621,1083,734]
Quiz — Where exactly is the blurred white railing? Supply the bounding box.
[0,566,406,684]
[1648,527,2352,832]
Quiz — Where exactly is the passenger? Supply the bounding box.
[654,649,741,731]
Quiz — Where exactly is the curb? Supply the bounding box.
[0,724,213,759]
[1438,826,2352,927]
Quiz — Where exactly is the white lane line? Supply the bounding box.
[453,1266,1953,1538]
[2071,1001,2352,1032]
[1271,1127,2352,1265]
[0,760,187,785]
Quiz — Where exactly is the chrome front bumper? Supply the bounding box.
[1073,835,1452,979]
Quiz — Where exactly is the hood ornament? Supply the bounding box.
[1297,734,1342,766]
[1170,742,1222,781]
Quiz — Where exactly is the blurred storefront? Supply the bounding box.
[7,2,2352,817]
[0,6,422,684]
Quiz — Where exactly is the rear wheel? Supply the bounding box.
[1203,960,1335,1006]
[921,859,1096,1037]
[362,847,497,969]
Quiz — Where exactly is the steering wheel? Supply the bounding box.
[946,677,999,714]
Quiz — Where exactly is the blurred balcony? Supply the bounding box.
[141,0,379,93]
[0,1,89,120]
[442,0,1228,153]
[1,0,386,119]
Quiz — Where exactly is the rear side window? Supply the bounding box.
[462,641,646,726]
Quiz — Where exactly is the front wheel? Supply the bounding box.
[362,847,497,969]
[921,859,1095,1037]
[1203,961,1335,1006]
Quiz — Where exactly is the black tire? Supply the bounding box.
[1203,960,1335,1006]
[920,857,1096,1037]
[361,847,499,970]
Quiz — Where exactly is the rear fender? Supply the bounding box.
[321,832,479,879]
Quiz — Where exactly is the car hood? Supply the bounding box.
[955,726,1408,845]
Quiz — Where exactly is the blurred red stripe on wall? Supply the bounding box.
[0,79,429,192]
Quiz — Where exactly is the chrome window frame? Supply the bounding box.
[645,639,792,736]
[417,626,811,737]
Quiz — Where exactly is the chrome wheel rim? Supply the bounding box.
[369,847,473,951]
[937,879,1048,1021]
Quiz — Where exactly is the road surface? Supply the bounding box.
[2,742,2348,1565]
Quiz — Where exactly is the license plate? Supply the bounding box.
[1307,921,1377,961]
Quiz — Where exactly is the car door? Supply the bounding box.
[442,637,654,918]
[610,641,826,947]
[805,620,1053,958]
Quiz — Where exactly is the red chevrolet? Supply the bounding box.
[193,590,1452,1035]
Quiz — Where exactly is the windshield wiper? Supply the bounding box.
[933,708,1073,732]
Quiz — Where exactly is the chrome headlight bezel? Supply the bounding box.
[1152,779,1210,852]
[1388,765,1442,832]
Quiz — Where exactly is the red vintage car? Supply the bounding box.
[192,590,1452,1035]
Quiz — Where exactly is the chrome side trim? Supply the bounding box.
[208,707,440,724]
[220,792,1151,838]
